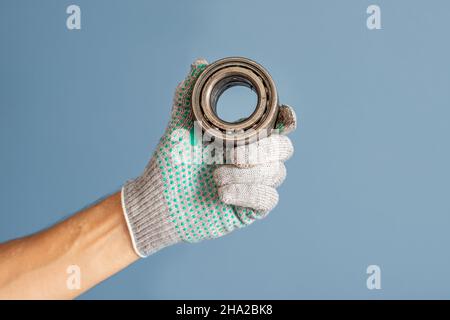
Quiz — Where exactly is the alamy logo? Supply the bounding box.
[66,5,81,30]
[66,265,81,290]
[367,5,381,30]
[366,265,381,290]
[167,121,284,165]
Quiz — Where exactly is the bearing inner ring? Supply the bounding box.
[192,57,279,144]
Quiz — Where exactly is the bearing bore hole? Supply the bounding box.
[214,85,258,124]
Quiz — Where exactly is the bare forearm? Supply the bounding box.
[0,192,139,299]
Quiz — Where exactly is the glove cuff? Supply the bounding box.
[121,159,180,257]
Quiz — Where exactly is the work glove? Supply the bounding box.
[122,59,297,257]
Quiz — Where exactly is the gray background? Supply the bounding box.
[1,0,449,299]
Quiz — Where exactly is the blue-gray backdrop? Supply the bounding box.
[1,0,450,299]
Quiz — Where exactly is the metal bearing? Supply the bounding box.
[191,57,279,144]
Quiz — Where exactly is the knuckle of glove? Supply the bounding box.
[218,184,279,212]
[232,134,294,165]
[213,162,286,188]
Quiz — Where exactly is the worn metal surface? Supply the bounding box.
[192,57,279,144]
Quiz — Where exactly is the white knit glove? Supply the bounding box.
[122,59,297,257]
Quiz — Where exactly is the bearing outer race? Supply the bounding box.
[191,57,279,144]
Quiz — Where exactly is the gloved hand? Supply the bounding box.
[122,59,297,257]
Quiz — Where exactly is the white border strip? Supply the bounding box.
[121,186,146,258]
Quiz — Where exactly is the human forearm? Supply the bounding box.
[0,192,138,299]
